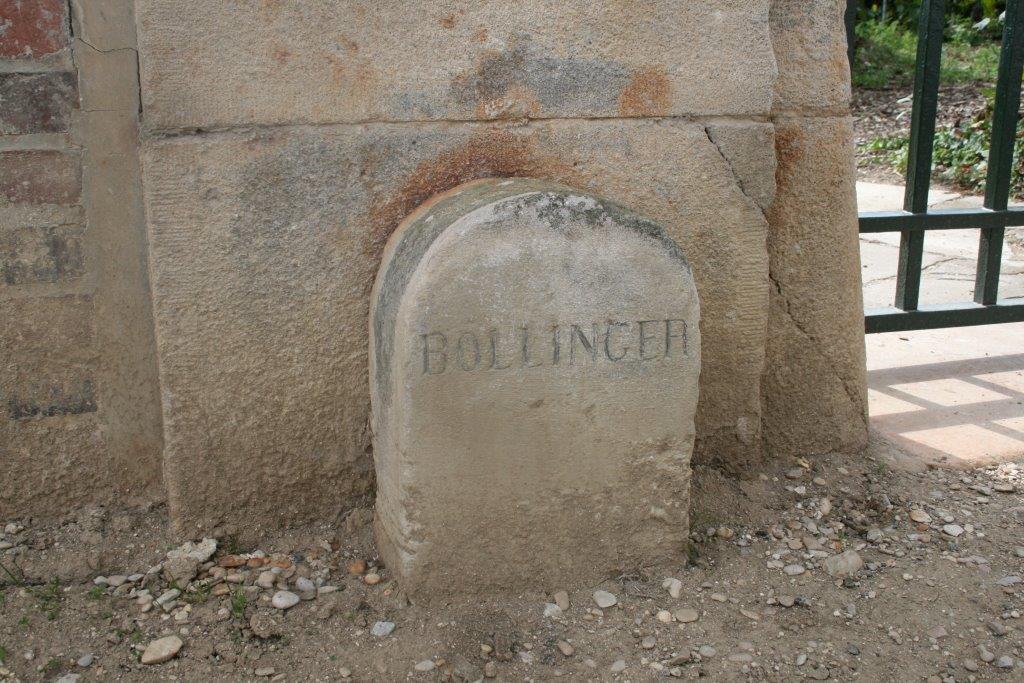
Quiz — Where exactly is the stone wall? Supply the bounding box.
[0,0,868,530]
[763,0,870,456]
[0,0,163,517]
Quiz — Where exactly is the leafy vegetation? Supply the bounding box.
[856,0,1005,29]
[230,588,247,618]
[33,579,64,621]
[860,90,1024,198]
[852,17,1002,88]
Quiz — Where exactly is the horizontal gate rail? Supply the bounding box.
[853,0,1024,333]
[866,301,1024,333]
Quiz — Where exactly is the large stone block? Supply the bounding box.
[370,179,700,596]
[141,119,769,532]
[762,117,868,456]
[770,0,851,113]
[135,0,775,131]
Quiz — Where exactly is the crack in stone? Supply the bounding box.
[767,271,865,420]
[702,124,768,223]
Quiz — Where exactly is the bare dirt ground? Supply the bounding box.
[2,434,1023,682]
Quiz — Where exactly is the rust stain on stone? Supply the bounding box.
[473,28,489,43]
[773,127,802,196]
[439,13,457,29]
[365,131,578,262]
[271,45,292,65]
[339,36,360,55]
[618,66,671,117]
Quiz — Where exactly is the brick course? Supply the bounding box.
[0,72,78,134]
[0,0,70,58]
[1,224,84,285]
[0,151,81,205]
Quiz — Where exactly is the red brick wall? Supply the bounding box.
[0,0,105,506]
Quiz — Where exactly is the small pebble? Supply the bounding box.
[543,603,563,618]
[271,591,300,610]
[371,621,396,637]
[593,590,617,608]
[674,608,699,623]
[140,636,183,665]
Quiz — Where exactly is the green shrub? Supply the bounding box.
[853,17,1001,88]
[854,20,919,88]
[859,91,1024,198]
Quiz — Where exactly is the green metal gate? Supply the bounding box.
[849,0,1024,333]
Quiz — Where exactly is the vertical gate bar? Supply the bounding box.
[895,0,946,311]
[845,0,859,77]
[975,0,1024,305]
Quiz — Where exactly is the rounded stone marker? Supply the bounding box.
[370,179,700,598]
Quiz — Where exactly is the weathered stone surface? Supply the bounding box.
[140,120,768,531]
[134,0,775,131]
[705,123,777,214]
[762,117,868,456]
[0,225,85,286]
[370,179,700,596]
[0,294,101,517]
[770,0,852,113]
[0,294,110,514]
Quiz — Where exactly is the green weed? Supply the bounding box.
[230,588,247,619]
[32,579,63,621]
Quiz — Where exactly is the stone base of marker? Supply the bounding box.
[370,179,700,598]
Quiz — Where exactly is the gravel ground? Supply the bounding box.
[2,434,1023,682]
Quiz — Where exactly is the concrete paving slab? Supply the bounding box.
[856,181,961,212]
[866,327,1024,467]
[858,182,1024,467]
